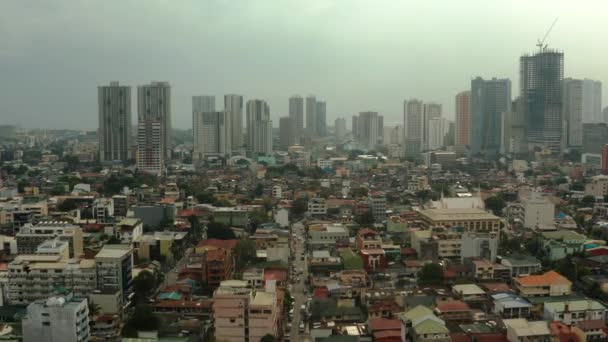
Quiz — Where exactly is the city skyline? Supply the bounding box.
[2,1,608,129]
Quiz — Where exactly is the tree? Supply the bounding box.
[187,215,202,245]
[50,184,66,196]
[418,263,444,285]
[123,304,160,335]
[106,236,121,244]
[133,270,157,303]
[207,222,236,240]
[581,195,596,207]
[234,238,256,274]
[260,334,277,342]
[485,196,506,216]
[356,212,375,226]
[283,289,294,313]
[254,183,264,197]
[291,198,308,216]
[351,187,368,198]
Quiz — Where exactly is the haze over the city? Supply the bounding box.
[1,0,607,129]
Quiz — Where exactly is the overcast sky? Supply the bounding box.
[1,0,607,130]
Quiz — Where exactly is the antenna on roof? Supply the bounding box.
[536,18,558,52]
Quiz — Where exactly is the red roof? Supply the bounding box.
[588,248,608,256]
[313,287,329,299]
[374,330,402,341]
[450,333,471,342]
[436,300,470,312]
[474,333,509,342]
[360,249,385,255]
[358,228,378,237]
[400,247,417,255]
[369,318,401,331]
[197,239,239,250]
[206,249,228,262]
[264,269,287,282]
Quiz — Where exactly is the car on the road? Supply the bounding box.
[299,322,305,332]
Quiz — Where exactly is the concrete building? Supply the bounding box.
[213,280,279,342]
[403,99,424,158]
[316,101,327,136]
[500,255,542,277]
[95,244,133,304]
[427,117,447,150]
[193,111,231,160]
[520,50,564,154]
[306,95,317,136]
[308,223,349,247]
[112,195,128,217]
[22,292,90,342]
[369,192,387,222]
[470,77,512,157]
[192,95,215,113]
[504,319,551,342]
[455,90,471,147]
[98,81,131,162]
[354,111,382,149]
[289,95,304,142]
[514,271,572,298]
[583,123,608,154]
[383,125,403,146]
[279,116,294,148]
[308,198,327,216]
[224,94,244,152]
[335,118,347,140]
[521,193,555,229]
[17,221,84,258]
[585,175,608,197]
[544,300,607,325]
[423,102,442,150]
[246,99,272,156]
[138,81,172,159]
[418,208,500,233]
[136,118,164,175]
[563,79,602,147]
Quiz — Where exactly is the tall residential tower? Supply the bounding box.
[98,82,131,162]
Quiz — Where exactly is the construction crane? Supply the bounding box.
[537,18,558,52]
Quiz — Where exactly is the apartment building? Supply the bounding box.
[418,208,501,233]
[308,224,349,247]
[514,271,572,298]
[95,244,133,304]
[22,292,90,342]
[17,221,84,258]
[308,198,327,215]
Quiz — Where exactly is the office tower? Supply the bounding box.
[225,94,244,151]
[289,95,304,141]
[246,99,272,156]
[403,99,424,158]
[470,77,512,157]
[582,123,608,154]
[306,95,317,136]
[377,115,384,145]
[136,118,164,175]
[562,79,584,147]
[445,121,456,146]
[98,82,131,162]
[22,292,90,342]
[354,112,381,149]
[427,117,447,150]
[581,79,602,123]
[192,95,215,113]
[193,111,231,160]
[316,101,327,136]
[383,125,403,146]
[604,107,608,123]
[279,117,294,148]
[352,115,359,139]
[455,91,471,146]
[137,81,172,159]
[335,118,346,139]
[502,98,527,156]
[520,50,564,154]
[423,103,442,150]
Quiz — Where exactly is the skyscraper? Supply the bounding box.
[423,103,442,150]
[279,117,294,148]
[316,101,327,137]
[383,125,403,146]
[246,99,272,156]
[289,95,304,141]
[354,111,381,149]
[403,99,424,158]
[192,95,216,113]
[138,82,172,159]
[563,79,603,148]
[427,118,447,150]
[352,115,359,139]
[193,111,231,161]
[305,95,317,136]
[520,50,564,154]
[137,118,163,175]
[335,118,346,140]
[98,82,131,162]
[581,79,602,123]
[225,94,244,152]
[455,91,471,147]
[470,77,512,157]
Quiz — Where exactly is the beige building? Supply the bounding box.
[455,91,471,146]
[514,271,572,298]
[17,221,84,258]
[212,280,279,342]
[418,208,500,233]
[503,319,551,342]
[585,175,608,197]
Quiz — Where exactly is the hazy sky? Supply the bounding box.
[1,0,607,130]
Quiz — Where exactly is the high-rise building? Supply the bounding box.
[471,77,512,157]
[95,244,133,305]
[581,79,602,123]
[563,79,603,147]
[316,101,327,136]
[225,94,244,152]
[455,91,471,147]
[289,95,304,142]
[306,95,317,136]
[22,292,90,342]
[377,115,384,145]
[138,81,171,159]
[603,145,608,174]
[136,118,164,175]
[383,125,403,146]
[520,50,564,154]
[279,117,294,148]
[193,111,231,160]
[502,98,527,156]
[582,123,608,154]
[445,121,456,147]
[427,117,447,150]
[335,118,346,140]
[423,103,442,150]
[352,115,359,139]
[354,112,382,149]
[246,100,272,156]
[98,82,131,162]
[403,99,424,158]
[192,95,216,113]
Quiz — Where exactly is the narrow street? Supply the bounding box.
[289,221,310,341]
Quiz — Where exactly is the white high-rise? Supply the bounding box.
[403,99,424,158]
[193,95,216,113]
[246,100,273,156]
[98,82,131,162]
[383,125,403,146]
[137,81,172,159]
[423,102,442,149]
[289,95,304,140]
[225,94,244,151]
[563,79,602,147]
[137,118,164,175]
[305,95,317,136]
[427,117,447,150]
[581,79,602,123]
[354,112,381,149]
[193,111,231,160]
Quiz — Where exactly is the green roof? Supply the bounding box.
[414,319,449,335]
[158,291,182,301]
[541,230,587,241]
[340,250,363,270]
[402,305,435,322]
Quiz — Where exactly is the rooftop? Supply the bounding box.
[515,271,571,287]
[419,208,499,221]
